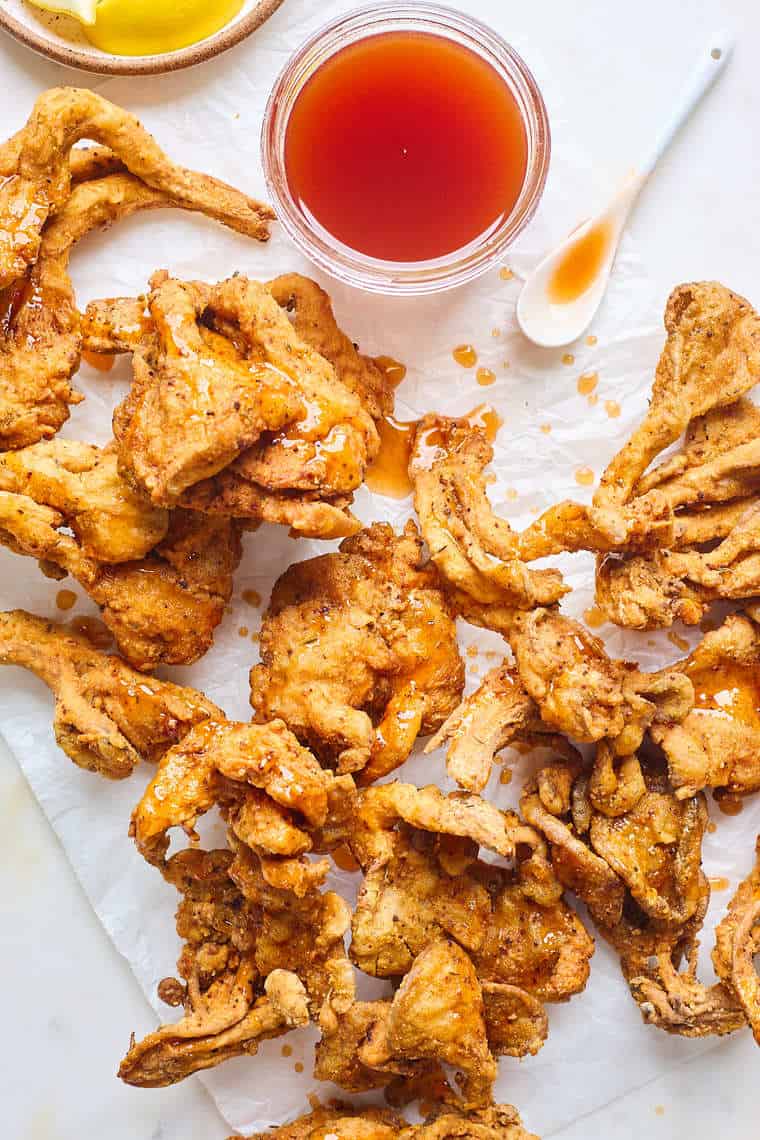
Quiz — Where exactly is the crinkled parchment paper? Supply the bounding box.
[0,1,758,1134]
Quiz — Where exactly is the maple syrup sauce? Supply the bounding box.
[548,220,613,304]
[284,32,528,262]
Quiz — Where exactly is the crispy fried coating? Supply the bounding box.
[118,848,310,1088]
[713,838,760,1043]
[410,416,567,609]
[651,614,760,797]
[235,1102,538,1140]
[366,941,497,1109]
[595,283,760,508]
[349,828,592,1009]
[0,609,219,777]
[0,440,168,561]
[251,522,463,779]
[112,273,304,506]
[426,663,575,793]
[0,87,272,290]
[523,757,748,1038]
[0,494,241,669]
[268,274,394,421]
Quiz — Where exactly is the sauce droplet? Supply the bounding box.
[575,466,595,486]
[491,328,501,338]
[242,589,261,608]
[499,767,513,785]
[707,821,717,834]
[577,371,598,396]
[81,349,115,372]
[55,588,77,611]
[281,1045,293,1057]
[548,220,613,304]
[374,355,407,388]
[69,616,113,649]
[561,353,575,365]
[453,344,478,368]
[540,423,552,434]
[466,404,502,442]
[605,400,621,419]
[505,488,518,501]
[654,1107,665,1118]
[667,631,690,652]
[588,393,599,407]
[714,790,744,816]
[499,267,513,281]
[584,606,606,629]
[332,843,360,872]
[365,414,417,499]
[466,645,478,658]
[295,1062,305,1074]
[709,876,730,891]
[586,334,598,346]
[476,366,496,387]
[238,626,249,638]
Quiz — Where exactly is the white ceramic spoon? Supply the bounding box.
[516,30,734,348]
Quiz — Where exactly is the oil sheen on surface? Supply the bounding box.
[284,32,528,262]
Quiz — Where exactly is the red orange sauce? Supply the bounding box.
[284,32,528,262]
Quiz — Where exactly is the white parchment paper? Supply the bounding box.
[1,2,759,1135]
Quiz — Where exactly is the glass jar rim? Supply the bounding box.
[261,2,550,296]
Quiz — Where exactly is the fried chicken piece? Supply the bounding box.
[130,717,331,866]
[595,282,760,508]
[651,614,760,797]
[350,828,592,1009]
[0,87,272,290]
[118,848,310,1088]
[713,838,760,1043]
[410,416,567,609]
[251,522,463,779]
[0,496,241,669]
[235,1102,538,1140]
[0,440,167,561]
[425,664,576,793]
[112,273,305,505]
[268,273,394,421]
[0,609,219,777]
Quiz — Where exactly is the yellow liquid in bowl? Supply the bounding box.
[84,0,243,55]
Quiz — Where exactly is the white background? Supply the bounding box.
[1,0,759,1137]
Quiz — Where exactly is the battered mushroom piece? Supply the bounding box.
[410,415,567,609]
[500,607,693,755]
[713,838,760,1043]
[0,499,242,670]
[235,1102,539,1140]
[111,273,305,506]
[426,663,577,793]
[0,164,276,451]
[362,941,497,1109]
[0,609,219,777]
[130,717,331,866]
[596,500,760,629]
[0,86,272,290]
[350,828,593,1007]
[251,522,464,779]
[0,440,168,561]
[268,273,394,421]
[651,614,760,797]
[595,282,760,509]
[118,848,311,1088]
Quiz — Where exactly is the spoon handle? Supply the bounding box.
[639,29,734,178]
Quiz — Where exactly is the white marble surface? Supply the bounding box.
[1,0,760,1136]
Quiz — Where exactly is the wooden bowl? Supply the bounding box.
[0,0,285,75]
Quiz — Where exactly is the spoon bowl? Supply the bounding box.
[517,30,733,348]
